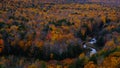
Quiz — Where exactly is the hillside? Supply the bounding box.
[1,0,120,4]
[0,1,120,68]
[35,0,120,5]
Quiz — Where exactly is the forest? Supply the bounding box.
[0,0,120,68]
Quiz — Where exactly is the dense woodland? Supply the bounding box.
[0,0,120,68]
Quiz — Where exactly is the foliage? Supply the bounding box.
[0,1,120,68]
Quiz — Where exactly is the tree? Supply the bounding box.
[84,61,96,68]
[81,27,86,36]
[0,39,4,53]
[18,40,25,48]
[104,40,116,50]
[101,15,106,24]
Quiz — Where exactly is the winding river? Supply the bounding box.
[83,38,97,56]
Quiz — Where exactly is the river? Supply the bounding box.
[83,38,97,57]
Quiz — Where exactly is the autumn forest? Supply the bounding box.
[0,0,120,68]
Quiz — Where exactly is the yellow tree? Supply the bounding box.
[84,61,96,68]
[87,21,93,32]
[104,39,116,50]
[35,41,44,49]
[19,40,25,48]
[101,15,106,24]
[101,56,120,68]
[50,53,54,59]
[81,27,86,36]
